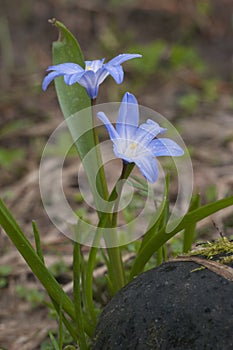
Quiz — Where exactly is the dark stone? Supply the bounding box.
[93,260,233,350]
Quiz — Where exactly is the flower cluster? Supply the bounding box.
[43,54,183,182]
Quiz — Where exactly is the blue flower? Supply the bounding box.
[97,92,184,183]
[42,54,142,99]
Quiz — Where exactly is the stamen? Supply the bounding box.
[130,142,137,150]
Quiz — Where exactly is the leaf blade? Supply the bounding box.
[130,196,233,278]
[0,199,75,320]
[50,20,108,209]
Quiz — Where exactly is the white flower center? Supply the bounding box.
[123,141,147,159]
[86,66,92,71]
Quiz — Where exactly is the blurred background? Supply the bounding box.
[0,0,233,349]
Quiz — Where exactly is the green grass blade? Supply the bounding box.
[182,193,201,253]
[0,199,75,320]
[73,242,88,348]
[130,196,233,278]
[0,199,93,338]
[32,220,45,263]
[48,331,60,350]
[51,299,79,342]
[58,304,63,350]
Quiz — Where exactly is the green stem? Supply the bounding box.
[73,242,88,349]
[85,163,135,321]
[163,244,168,261]
[91,98,109,212]
[82,98,109,325]
[112,162,129,227]
[85,246,98,325]
[106,246,125,293]
[156,247,163,266]
[83,98,110,326]
[106,162,132,292]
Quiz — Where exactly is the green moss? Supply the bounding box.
[190,237,233,265]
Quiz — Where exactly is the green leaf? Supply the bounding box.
[130,196,233,278]
[32,220,45,263]
[138,175,169,252]
[51,20,93,161]
[182,193,201,253]
[52,20,90,116]
[51,19,108,209]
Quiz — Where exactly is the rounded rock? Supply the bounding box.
[93,259,233,350]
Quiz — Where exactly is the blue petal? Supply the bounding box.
[97,112,120,141]
[105,65,124,84]
[42,63,85,90]
[139,119,166,136]
[64,72,85,85]
[134,156,159,183]
[150,138,184,157]
[94,68,110,85]
[77,69,109,98]
[42,71,63,91]
[77,70,99,98]
[116,92,139,139]
[107,54,142,66]
[47,63,84,74]
[134,119,167,146]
